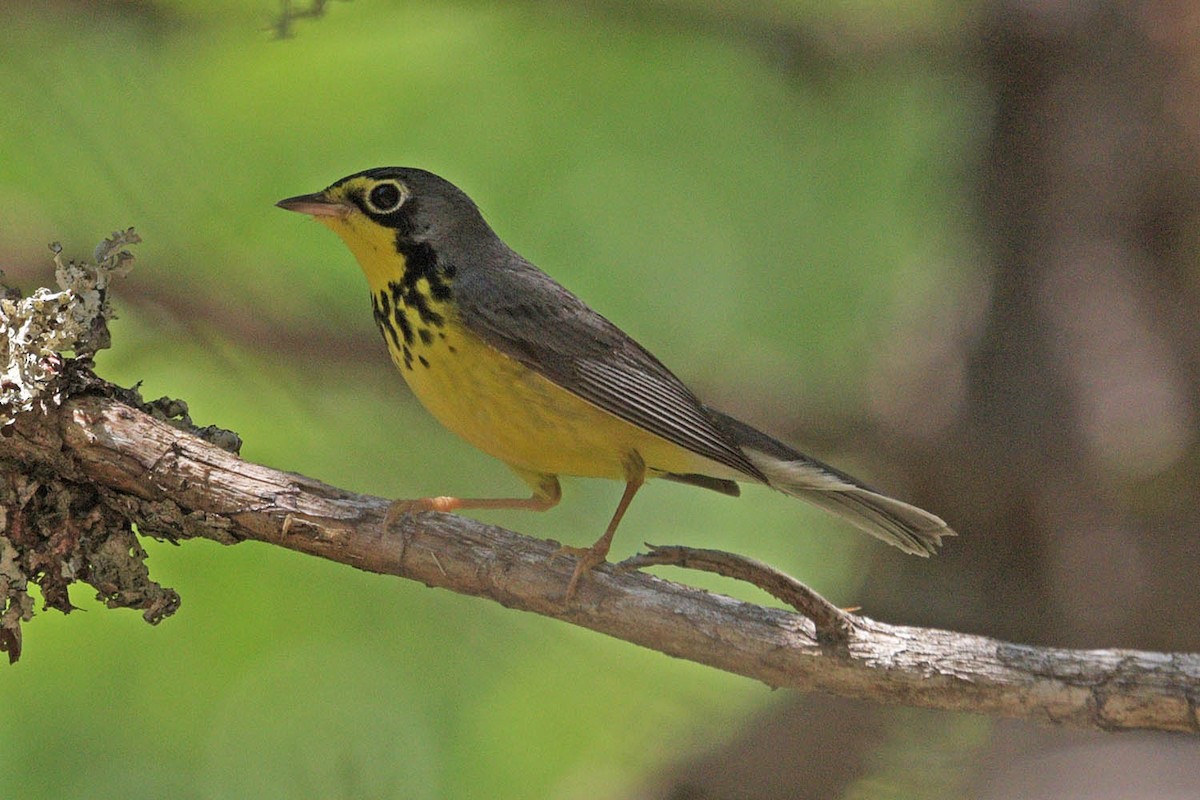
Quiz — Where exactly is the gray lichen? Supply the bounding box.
[1,228,138,428]
[1,230,197,663]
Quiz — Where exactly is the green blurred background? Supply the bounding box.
[14,1,1199,799]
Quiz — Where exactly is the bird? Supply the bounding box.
[277,167,953,598]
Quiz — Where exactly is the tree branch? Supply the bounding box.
[1,232,1196,730]
[3,384,1198,733]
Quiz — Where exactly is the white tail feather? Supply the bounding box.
[745,450,952,556]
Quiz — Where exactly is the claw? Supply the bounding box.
[382,499,415,531]
[556,543,610,601]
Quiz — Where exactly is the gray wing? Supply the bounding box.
[452,255,766,482]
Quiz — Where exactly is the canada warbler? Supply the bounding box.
[277,167,953,596]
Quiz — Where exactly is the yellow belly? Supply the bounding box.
[335,213,726,484]
[394,316,723,482]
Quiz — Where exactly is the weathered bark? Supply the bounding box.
[2,389,1197,733]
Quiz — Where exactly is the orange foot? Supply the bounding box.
[555,543,611,601]
[382,496,461,531]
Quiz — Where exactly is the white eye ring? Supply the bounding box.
[364,180,407,214]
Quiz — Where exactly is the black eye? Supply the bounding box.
[366,181,405,213]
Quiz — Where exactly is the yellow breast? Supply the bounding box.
[328,212,723,481]
[378,291,722,480]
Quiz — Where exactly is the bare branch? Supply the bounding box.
[2,385,1198,732]
[620,545,855,643]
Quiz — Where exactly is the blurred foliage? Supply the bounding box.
[0,1,983,798]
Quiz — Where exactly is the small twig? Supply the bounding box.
[270,0,346,39]
[620,545,855,644]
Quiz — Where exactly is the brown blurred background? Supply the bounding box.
[645,3,1200,797]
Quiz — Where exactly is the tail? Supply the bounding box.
[706,408,954,556]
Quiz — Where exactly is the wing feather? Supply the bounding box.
[452,256,765,482]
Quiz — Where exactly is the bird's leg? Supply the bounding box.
[560,455,647,599]
[383,475,562,529]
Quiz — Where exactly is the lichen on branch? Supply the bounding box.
[1,228,138,428]
[1,229,188,664]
